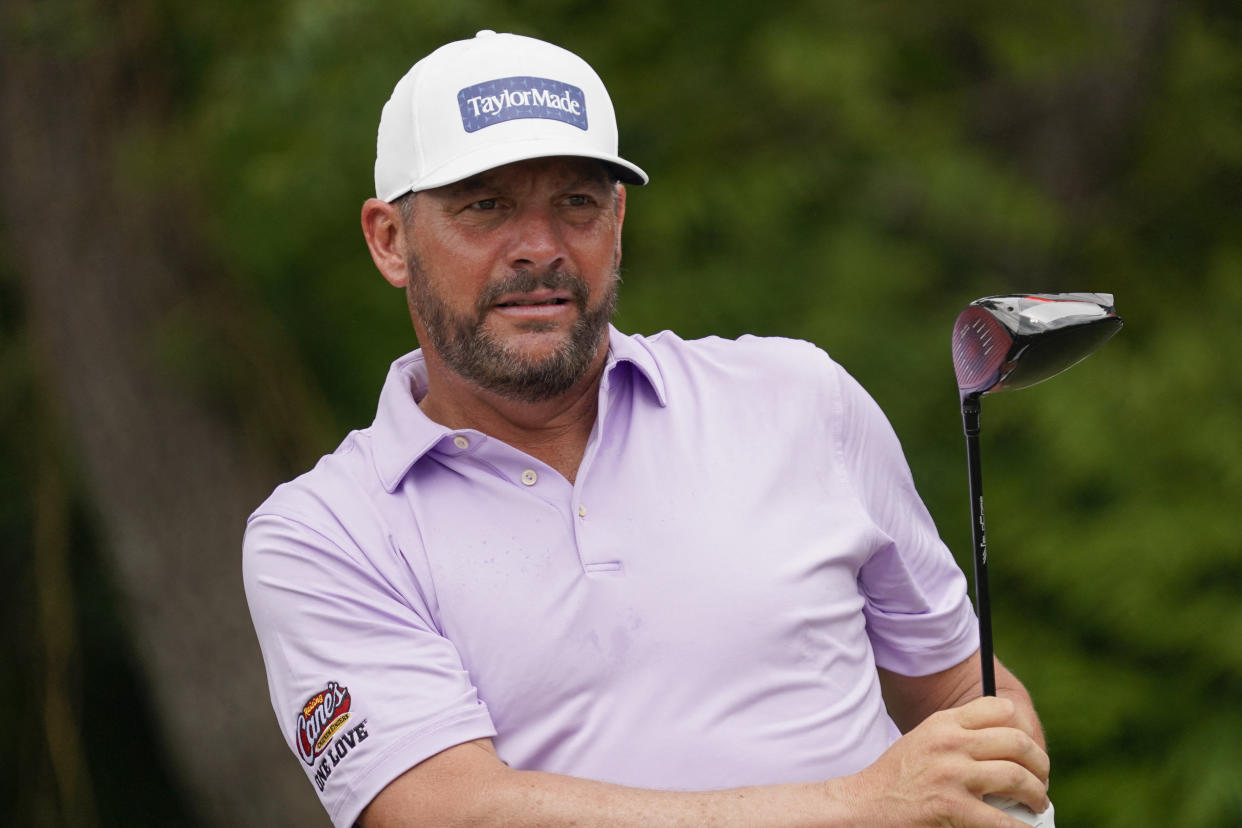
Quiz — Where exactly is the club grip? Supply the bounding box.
[983,795,1055,826]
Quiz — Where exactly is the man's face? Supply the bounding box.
[402,156,624,402]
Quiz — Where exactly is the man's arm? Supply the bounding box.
[361,737,860,828]
[359,687,1050,828]
[879,648,1046,749]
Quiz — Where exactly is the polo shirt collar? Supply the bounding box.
[370,326,668,492]
[602,324,669,407]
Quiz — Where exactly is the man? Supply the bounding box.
[243,30,1052,827]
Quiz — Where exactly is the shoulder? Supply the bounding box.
[632,329,842,390]
[250,431,380,529]
[615,330,859,441]
[242,429,397,585]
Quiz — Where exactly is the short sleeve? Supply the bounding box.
[832,365,980,676]
[243,511,496,828]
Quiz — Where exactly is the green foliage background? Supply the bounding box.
[5,0,1241,824]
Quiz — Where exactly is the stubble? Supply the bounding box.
[404,253,618,403]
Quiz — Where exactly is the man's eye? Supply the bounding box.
[472,198,499,210]
[565,194,593,207]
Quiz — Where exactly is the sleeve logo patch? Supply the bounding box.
[295,681,352,765]
[457,76,588,133]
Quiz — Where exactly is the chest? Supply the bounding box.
[400,409,886,720]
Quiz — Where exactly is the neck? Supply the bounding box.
[417,347,608,484]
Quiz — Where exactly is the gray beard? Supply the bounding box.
[405,255,618,403]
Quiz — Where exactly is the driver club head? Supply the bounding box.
[952,293,1123,400]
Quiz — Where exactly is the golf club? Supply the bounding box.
[951,292,1123,826]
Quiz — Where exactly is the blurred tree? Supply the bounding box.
[1,0,331,824]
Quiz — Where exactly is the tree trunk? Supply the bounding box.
[1,4,332,825]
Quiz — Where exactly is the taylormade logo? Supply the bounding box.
[458,76,588,133]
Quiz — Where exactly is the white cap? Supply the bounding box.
[375,30,648,201]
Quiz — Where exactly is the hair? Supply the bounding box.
[392,191,416,227]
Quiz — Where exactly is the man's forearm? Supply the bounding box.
[437,769,856,828]
[879,650,1046,750]
[933,654,1046,751]
[361,696,1052,828]
[362,744,861,828]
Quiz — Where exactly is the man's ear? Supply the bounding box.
[361,198,410,287]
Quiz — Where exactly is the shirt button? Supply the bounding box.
[453,436,469,450]
[521,469,538,486]
[578,504,588,518]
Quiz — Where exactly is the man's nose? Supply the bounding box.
[508,205,566,272]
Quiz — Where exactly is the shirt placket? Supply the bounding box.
[571,365,627,576]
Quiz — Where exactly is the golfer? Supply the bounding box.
[243,30,1051,828]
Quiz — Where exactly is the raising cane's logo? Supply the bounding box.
[296,681,352,765]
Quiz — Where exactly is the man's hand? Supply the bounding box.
[834,696,1050,827]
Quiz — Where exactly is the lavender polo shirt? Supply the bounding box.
[243,328,978,827]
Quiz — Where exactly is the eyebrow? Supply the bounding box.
[442,176,494,198]
[441,165,612,199]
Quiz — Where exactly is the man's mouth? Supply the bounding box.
[496,298,571,307]
[493,290,575,309]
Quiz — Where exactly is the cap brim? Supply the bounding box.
[383,140,648,200]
